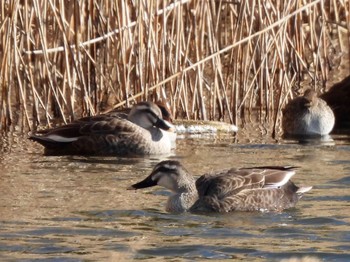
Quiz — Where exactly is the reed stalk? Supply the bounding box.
[0,0,348,135]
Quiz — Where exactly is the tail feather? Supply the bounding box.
[263,170,296,188]
[296,186,313,200]
[29,134,76,149]
[297,186,313,195]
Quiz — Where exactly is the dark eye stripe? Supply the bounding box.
[156,165,176,173]
[147,110,160,124]
[154,161,180,173]
[136,106,161,124]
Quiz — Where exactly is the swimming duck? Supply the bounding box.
[282,89,335,136]
[128,160,312,213]
[29,101,176,156]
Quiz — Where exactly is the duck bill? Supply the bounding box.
[127,176,157,190]
[155,118,175,132]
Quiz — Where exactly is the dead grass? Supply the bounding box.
[0,0,348,135]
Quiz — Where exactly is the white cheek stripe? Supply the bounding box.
[46,134,79,142]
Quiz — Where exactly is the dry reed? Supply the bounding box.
[0,0,348,135]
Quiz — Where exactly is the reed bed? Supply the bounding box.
[0,0,348,135]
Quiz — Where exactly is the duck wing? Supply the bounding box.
[29,114,143,154]
[239,166,297,189]
[196,169,265,199]
[192,166,299,213]
[31,111,129,138]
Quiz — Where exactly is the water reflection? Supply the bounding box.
[0,134,350,261]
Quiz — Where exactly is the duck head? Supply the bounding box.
[128,102,174,131]
[128,160,196,193]
[302,89,319,108]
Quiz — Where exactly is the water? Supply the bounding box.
[0,132,350,261]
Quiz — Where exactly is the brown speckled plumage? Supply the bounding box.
[128,161,312,213]
[29,102,175,156]
[282,89,335,136]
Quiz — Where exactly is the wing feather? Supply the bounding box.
[193,166,300,212]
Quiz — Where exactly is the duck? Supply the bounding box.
[282,89,335,137]
[321,75,350,129]
[128,160,312,213]
[29,101,176,156]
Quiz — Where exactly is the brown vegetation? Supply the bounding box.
[0,0,349,135]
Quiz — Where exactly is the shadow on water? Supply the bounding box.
[0,132,350,261]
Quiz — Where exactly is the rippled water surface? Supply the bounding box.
[1,132,350,261]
